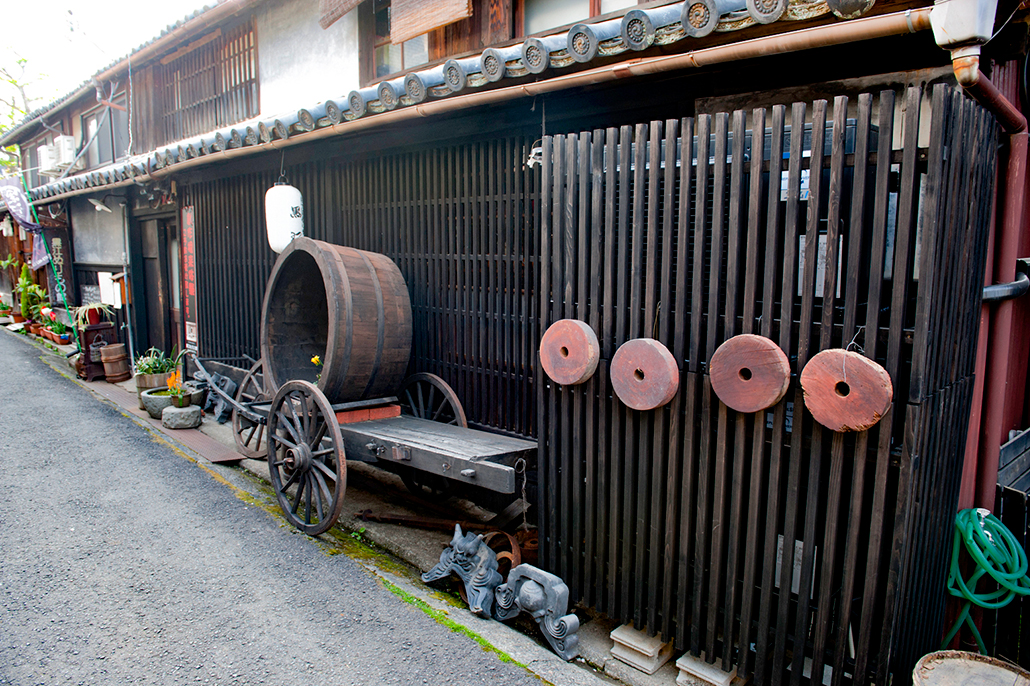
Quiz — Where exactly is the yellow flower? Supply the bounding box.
[311,355,322,367]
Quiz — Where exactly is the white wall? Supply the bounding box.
[256,0,361,117]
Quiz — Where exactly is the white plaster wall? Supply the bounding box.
[256,0,360,117]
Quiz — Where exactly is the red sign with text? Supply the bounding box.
[181,206,198,352]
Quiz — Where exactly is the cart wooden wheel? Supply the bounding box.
[267,380,347,535]
[397,373,466,499]
[398,373,468,428]
[232,359,270,459]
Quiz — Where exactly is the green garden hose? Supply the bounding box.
[942,508,1030,653]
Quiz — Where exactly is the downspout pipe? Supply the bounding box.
[952,51,1029,510]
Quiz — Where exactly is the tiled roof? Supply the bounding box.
[18,0,882,204]
[0,1,249,148]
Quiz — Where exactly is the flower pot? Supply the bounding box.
[172,395,192,408]
[136,370,175,410]
[86,309,101,326]
[141,387,176,420]
[29,322,43,336]
[11,313,25,323]
[58,333,71,345]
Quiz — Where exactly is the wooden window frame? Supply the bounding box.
[359,0,647,86]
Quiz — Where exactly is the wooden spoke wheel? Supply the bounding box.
[398,373,468,428]
[267,380,347,535]
[397,373,466,500]
[232,359,271,459]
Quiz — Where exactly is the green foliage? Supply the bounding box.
[15,264,46,320]
[0,254,14,270]
[71,302,114,329]
[134,347,185,375]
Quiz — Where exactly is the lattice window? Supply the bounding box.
[154,21,258,147]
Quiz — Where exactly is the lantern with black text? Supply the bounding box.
[265,182,304,253]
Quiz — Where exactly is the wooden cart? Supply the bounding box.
[195,237,535,535]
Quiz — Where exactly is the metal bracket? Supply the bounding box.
[982,258,1030,303]
[494,564,580,660]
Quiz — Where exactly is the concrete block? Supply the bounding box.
[675,652,737,686]
[609,624,673,675]
[162,404,202,429]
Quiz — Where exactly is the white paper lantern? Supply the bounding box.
[265,182,304,253]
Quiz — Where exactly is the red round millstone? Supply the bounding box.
[800,349,893,432]
[610,338,680,411]
[539,319,600,386]
[709,334,791,413]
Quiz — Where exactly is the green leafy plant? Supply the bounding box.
[14,266,46,322]
[134,347,184,375]
[15,264,32,319]
[0,254,14,269]
[72,302,114,329]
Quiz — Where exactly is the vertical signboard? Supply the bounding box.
[181,206,199,353]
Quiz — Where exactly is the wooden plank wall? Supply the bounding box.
[183,135,541,439]
[536,84,996,685]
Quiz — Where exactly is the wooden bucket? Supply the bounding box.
[260,237,412,403]
[100,343,132,383]
[913,650,1030,686]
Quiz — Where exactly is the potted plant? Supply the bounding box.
[72,302,115,329]
[167,370,191,408]
[0,298,11,318]
[134,347,184,410]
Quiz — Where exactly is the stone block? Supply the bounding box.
[675,652,738,686]
[162,404,202,429]
[609,624,673,675]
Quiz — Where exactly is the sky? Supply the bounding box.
[1,0,212,118]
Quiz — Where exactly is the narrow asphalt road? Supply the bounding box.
[0,331,542,686]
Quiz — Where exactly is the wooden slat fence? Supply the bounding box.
[183,135,541,439]
[537,84,996,685]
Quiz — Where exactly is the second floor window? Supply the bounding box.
[82,96,129,169]
[153,20,259,146]
[373,0,430,79]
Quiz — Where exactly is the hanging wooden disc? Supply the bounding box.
[800,349,893,432]
[610,338,679,411]
[539,319,600,386]
[709,334,791,413]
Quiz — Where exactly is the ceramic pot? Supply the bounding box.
[11,313,25,323]
[172,395,192,409]
[141,387,176,420]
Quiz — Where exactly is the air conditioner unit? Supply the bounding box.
[54,135,79,168]
[37,144,57,177]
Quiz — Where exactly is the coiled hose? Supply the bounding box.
[942,508,1030,653]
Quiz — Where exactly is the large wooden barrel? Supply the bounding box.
[260,238,412,403]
